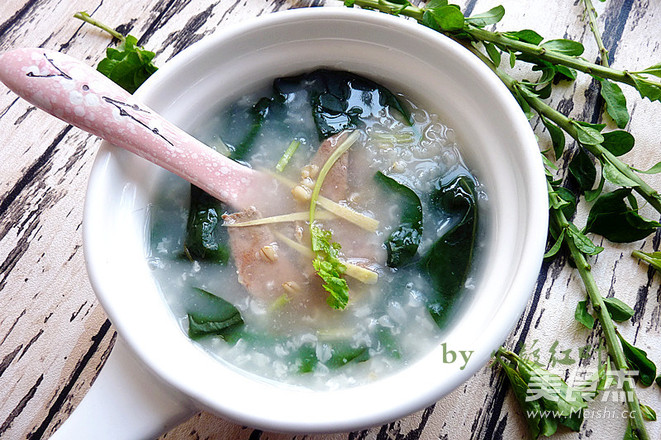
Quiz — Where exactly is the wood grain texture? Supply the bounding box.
[0,0,660,439]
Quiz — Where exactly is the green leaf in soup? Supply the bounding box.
[617,332,657,387]
[303,69,412,140]
[186,288,244,341]
[294,341,369,373]
[228,96,272,162]
[568,149,596,193]
[599,79,630,129]
[420,174,478,328]
[374,171,423,267]
[540,39,585,56]
[601,130,635,156]
[184,185,230,263]
[585,188,661,243]
[465,5,505,28]
[603,297,635,322]
[376,325,401,359]
[325,344,370,369]
[574,300,595,329]
[294,344,318,373]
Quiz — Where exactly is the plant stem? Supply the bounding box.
[548,185,650,440]
[468,39,651,440]
[348,0,661,91]
[467,45,661,214]
[74,11,126,42]
[582,0,609,67]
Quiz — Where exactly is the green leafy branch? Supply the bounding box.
[547,175,652,440]
[343,1,661,439]
[345,0,661,102]
[75,11,158,94]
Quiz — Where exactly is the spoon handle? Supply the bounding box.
[0,48,260,208]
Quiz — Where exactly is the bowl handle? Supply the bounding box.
[49,337,196,439]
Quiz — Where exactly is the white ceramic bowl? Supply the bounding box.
[83,7,547,434]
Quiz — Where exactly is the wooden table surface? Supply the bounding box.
[1,0,660,439]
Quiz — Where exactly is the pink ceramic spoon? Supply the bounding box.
[0,48,269,209]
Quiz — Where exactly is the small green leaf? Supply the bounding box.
[555,65,577,81]
[554,186,578,218]
[184,186,230,263]
[634,161,661,174]
[601,130,635,156]
[541,39,585,56]
[574,300,595,329]
[585,174,605,202]
[656,375,661,387]
[586,189,661,243]
[632,250,661,273]
[617,332,657,387]
[640,403,657,421]
[541,115,565,158]
[572,122,604,146]
[504,29,544,45]
[601,159,639,188]
[509,50,516,68]
[567,223,603,255]
[374,171,423,267]
[599,79,630,129]
[96,35,158,94]
[544,229,565,259]
[484,42,501,66]
[637,62,661,78]
[425,0,449,7]
[603,297,635,322]
[630,73,661,102]
[465,5,505,27]
[428,5,465,31]
[568,149,596,193]
[187,288,244,340]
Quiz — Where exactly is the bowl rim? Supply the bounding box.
[83,6,548,433]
